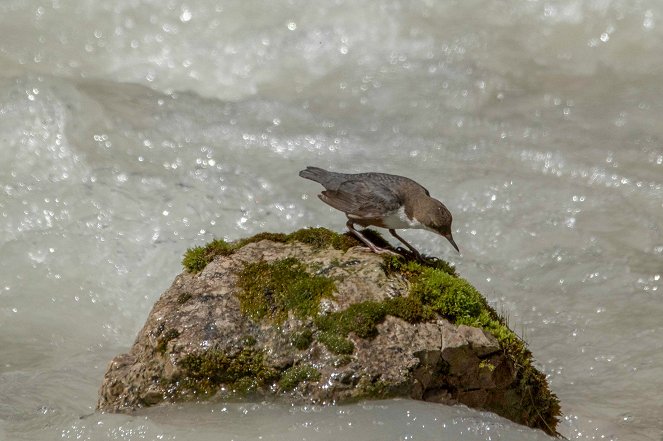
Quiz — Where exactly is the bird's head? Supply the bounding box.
[420,198,460,253]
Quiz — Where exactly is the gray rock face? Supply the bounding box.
[97,237,558,434]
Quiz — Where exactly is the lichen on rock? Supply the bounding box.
[97,227,560,436]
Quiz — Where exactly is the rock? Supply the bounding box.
[97,228,560,436]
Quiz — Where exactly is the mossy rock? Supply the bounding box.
[182,227,396,273]
[99,227,559,436]
[236,257,335,323]
[279,364,321,391]
[317,331,355,355]
[173,348,280,398]
[290,329,313,350]
[222,233,557,433]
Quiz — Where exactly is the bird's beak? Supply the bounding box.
[444,233,460,253]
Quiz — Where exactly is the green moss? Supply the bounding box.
[179,228,558,433]
[382,254,456,277]
[315,301,387,339]
[334,355,353,367]
[313,296,433,352]
[231,376,259,395]
[242,335,257,347]
[383,257,560,435]
[411,269,484,321]
[176,348,279,397]
[421,257,457,276]
[182,227,389,273]
[291,329,313,350]
[452,308,560,434]
[384,296,434,323]
[177,292,192,304]
[287,227,359,250]
[156,328,180,354]
[317,331,355,355]
[516,361,561,433]
[236,257,335,323]
[279,364,321,391]
[383,255,485,325]
[182,239,233,272]
[357,379,396,399]
[479,359,496,372]
[234,232,289,248]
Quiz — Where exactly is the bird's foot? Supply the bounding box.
[392,246,424,261]
[357,245,400,256]
[373,247,401,256]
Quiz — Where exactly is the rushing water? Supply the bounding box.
[1,1,662,440]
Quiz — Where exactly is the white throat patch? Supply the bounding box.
[382,206,426,230]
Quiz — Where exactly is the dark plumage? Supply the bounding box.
[299,166,459,255]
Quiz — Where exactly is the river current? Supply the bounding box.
[1,1,662,440]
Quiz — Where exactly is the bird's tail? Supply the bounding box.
[298,166,329,183]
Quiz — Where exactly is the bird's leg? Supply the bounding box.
[389,229,423,259]
[346,220,397,255]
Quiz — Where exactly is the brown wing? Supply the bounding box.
[318,179,401,218]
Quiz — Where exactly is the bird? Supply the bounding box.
[299,166,459,256]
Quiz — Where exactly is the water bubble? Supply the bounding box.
[180,8,192,22]
[643,10,655,30]
[622,413,634,422]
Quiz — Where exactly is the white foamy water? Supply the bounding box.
[1,1,662,440]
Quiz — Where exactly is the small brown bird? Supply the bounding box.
[299,166,459,256]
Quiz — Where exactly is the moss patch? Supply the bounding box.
[315,301,387,339]
[410,269,484,321]
[479,359,496,372]
[382,254,456,277]
[182,227,390,273]
[279,364,321,391]
[287,227,358,250]
[182,239,233,272]
[236,257,335,323]
[384,296,435,322]
[317,331,354,355]
[356,378,401,400]
[176,348,279,398]
[177,292,192,304]
[453,308,560,434]
[242,335,257,347]
[311,296,435,356]
[381,256,560,435]
[291,329,313,350]
[179,228,557,434]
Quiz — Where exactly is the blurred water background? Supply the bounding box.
[1,1,662,440]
